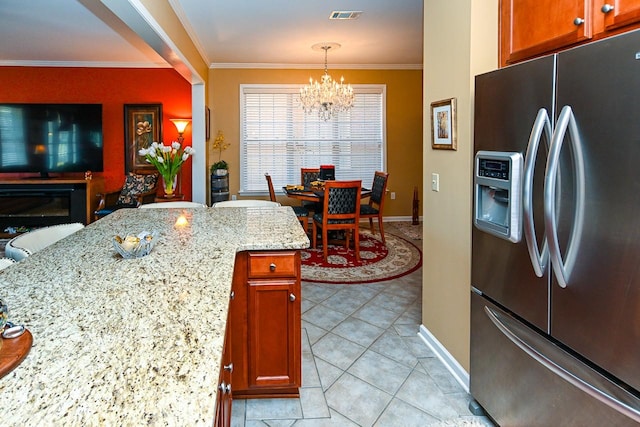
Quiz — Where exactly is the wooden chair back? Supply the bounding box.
[361,171,389,243]
[312,180,362,261]
[265,173,277,202]
[301,168,320,187]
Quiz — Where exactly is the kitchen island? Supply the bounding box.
[0,206,309,426]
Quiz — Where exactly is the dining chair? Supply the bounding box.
[300,167,322,212]
[212,200,281,207]
[312,180,362,262]
[360,171,390,243]
[300,168,320,187]
[139,201,207,209]
[265,173,309,232]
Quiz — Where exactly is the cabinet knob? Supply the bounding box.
[289,293,296,302]
[218,382,227,394]
[224,363,234,373]
[601,4,614,13]
[269,263,276,272]
[573,17,585,26]
[225,383,232,394]
[230,290,235,300]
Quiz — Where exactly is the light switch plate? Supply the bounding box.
[431,173,440,192]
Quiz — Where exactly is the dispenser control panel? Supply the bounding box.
[474,151,523,243]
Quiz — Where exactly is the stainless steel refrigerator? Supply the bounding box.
[471,29,640,426]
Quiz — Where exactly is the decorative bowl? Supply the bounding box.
[112,231,159,259]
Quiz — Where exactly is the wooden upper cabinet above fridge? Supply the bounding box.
[599,0,640,31]
[500,0,640,66]
[500,0,592,66]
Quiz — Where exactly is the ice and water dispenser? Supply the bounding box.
[474,151,523,243]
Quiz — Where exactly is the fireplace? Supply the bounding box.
[0,183,87,230]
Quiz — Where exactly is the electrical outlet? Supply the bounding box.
[390,192,396,200]
[231,194,237,200]
[431,173,440,192]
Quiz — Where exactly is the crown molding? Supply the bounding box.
[0,60,171,68]
[210,62,423,70]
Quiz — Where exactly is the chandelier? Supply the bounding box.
[300,42,355,121]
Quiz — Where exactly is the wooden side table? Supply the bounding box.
[154,194,186,203]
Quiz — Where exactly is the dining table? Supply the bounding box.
[282,184,371,203]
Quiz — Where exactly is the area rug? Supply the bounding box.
[301,231,422,284]
[390,221,422,240]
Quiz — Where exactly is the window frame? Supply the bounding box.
[239,83,387,196]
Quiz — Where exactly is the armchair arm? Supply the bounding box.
[95,190,121,212]
[135,188,159,207]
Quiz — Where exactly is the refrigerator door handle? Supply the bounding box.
[544,105,586,288]
[523,108,551,277]
[484,305,640,423]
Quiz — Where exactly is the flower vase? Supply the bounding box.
[162,175,178,198]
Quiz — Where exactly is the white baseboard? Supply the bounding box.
[359,215,423,223]
[418,324,470,392]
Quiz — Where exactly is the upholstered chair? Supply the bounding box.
[265,173,309,232]
[312,180,362,261]
[5,223,85,262]
[360,171,389,243]
[0,257,16,270]
[300,168,322,212]
[94,172,158,220]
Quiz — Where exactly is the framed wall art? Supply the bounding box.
[205,106,211,141]
[430,98,457,150]
[124,104,163,173]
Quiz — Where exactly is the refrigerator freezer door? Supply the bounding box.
[470,292,640,426]
[472,55,555,331]
[552,29,640,391]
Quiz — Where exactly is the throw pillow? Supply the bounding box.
[117,173,158,205]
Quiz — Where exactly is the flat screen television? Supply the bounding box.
[0,103,103,177]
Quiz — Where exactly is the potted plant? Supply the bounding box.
[211,130,230,176]
[211,160,228,176]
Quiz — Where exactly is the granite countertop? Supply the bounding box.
[0,206,309,426]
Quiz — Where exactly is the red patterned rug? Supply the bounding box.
[301,231,422,284]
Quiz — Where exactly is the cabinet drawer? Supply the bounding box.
[248,251,297,278]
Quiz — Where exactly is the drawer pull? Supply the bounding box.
[573,17,585,26]
[269,263,276,272]
[224,363,233,373]
[290,293,296,302]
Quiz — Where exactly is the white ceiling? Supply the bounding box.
[0,0,423,70]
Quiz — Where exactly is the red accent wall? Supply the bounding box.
[0,67,192,198]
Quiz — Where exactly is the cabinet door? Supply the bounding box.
[501,0,592,65]
[247,280,301,389]
[600,0,640,30]
[215,319,233,427]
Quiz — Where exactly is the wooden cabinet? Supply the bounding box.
[500,0,640,66]
[230,251,302,399]
[214,315,233,427]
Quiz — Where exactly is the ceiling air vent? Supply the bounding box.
[329,11,362,20]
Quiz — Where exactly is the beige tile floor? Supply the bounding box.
[232,225,495,426]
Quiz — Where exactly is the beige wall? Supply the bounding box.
[422,0,498,371]
[207,68,423,216]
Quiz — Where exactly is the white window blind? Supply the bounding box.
[240,84,386,194]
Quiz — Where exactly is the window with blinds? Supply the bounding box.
[240,84,386,194]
